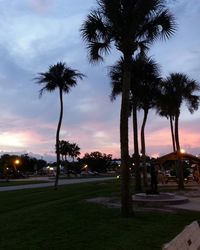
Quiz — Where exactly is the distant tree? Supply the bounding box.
[0,154,47,178]
[57,140,80,163]
[70,143,81,162]
[35,62,85,189]
[58,140,71,162]
[20,154,46,173]
[80,151,112,173]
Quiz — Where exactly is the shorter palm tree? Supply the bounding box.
[70,143,81,162]
[35,62,85,189]
[110,55,161,188]
[157,73,200,189]
[58,140,71,162]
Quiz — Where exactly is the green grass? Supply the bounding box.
[0,180,49,187]
[0,180,200,250]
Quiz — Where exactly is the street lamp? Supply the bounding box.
[14,159,20,171]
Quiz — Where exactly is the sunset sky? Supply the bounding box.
[0,0,199,162]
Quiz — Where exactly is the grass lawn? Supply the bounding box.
[0,180,50,187]
[0,180,200,250]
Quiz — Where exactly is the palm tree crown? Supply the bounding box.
[161,73,200,115]
[36,62,84,96]
[81,0,176,61]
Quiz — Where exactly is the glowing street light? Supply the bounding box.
[14,159,20,171]
[15,159,20,165]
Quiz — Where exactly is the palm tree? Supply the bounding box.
[35,62,84,189]
[58,140,71,162]
[134,57,161,155]
[58,140,66,162]
[70,143,81,162]
[158,73,200,189]
[110,55,161,187]
[81,0,175,217]
[131,55,161,187]
[156,84,177,152]
[81,0,175,216]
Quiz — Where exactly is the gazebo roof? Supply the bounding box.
[156,152,200,165]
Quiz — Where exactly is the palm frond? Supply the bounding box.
[81,10,107,42]
[87,41,111,63]
[81,6,112,63]
[136,3,176,43]
[109,58,123,101]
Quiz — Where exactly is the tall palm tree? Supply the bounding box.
[110,55,161,187]
[35,62,84,189]
[158,73,200,189]
[81,0,175,217]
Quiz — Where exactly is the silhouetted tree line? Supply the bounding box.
[79,151,113,173]
[52,150,115,174]
[57,140,81,163]
[0,154,46,178]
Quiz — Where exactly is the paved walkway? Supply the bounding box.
[0,177,114,192]
[168,197,200,211]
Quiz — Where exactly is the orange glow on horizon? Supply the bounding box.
[0,122,200,159]
[0,133,25,148]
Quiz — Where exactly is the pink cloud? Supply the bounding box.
[28,0,55,14]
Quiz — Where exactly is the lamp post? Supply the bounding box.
[14,159,20,171]
[180,149,185,154]
[178,149,185,189]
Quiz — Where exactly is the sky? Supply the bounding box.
[0,0,199,162]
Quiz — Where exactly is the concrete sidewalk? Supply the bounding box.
[168,197,200,211]
[0,177,115,192]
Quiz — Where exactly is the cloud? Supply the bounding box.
[0,0,199,161]
[28,0,55,14]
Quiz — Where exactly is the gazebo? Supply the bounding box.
[156,152,200,166]
[155,152,200,183]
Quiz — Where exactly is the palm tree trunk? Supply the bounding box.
[175,112,184,190]
[120,55,133,217]
[174,113,180,151]
[170,115,176,152]
[141,109,148,157]
[141,108,148,187]
[132,101,141,192]
[55,88,63,190]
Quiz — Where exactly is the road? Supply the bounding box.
[0,177,115,192]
